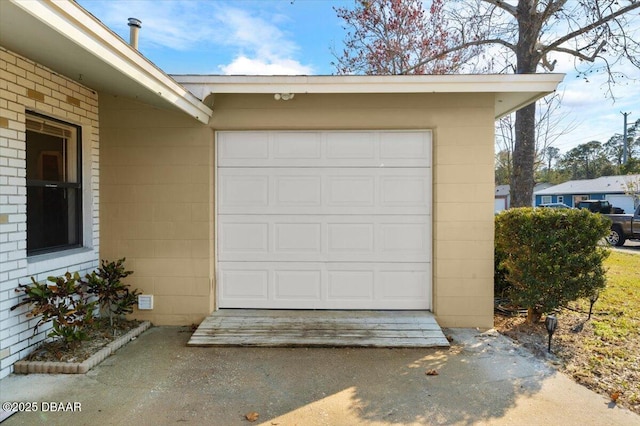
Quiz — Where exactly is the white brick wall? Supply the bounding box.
[0,47,100,379]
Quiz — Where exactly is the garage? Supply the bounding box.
[216,130,432,310]
[605,194,635,215]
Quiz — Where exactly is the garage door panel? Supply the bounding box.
[326,132,375,159]
[219,175,269,208]
[327,223,374,252]
[380,132,430,161]
[218,168,431,215]
[380,269,429,299]
[327,176,375,207]
[275,176,322,206]
[218,131,269,160]
[220,269,268,299]
[274,223,322,252]
[381,223,429,253]
[381,176,430,206]
[273,132,322,159]
[275,270,322,300]
[327,270,375,300]
[219,215,430,262]
[220,222,269,253]
[218,262,430,309]
[217,130,430,167]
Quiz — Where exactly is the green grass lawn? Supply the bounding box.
[559,250,640,413]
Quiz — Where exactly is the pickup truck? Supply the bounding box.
[606,204,640,246]
[577,200,625,214]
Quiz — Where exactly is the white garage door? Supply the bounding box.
[216,131,432,310]
[605,195,635,215]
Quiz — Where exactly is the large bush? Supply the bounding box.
[495,207,610,323]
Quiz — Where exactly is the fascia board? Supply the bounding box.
[173,74,564,93]
[173,74,564,119]
[12,0,212,124]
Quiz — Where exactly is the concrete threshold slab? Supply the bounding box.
[188,310,450,348]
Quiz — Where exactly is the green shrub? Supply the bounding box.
[494,243,511,298]
[495,207,610,323]
[84,258,140,329]
[11,272,96,347]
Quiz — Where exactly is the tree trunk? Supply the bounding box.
[511,103,536,206]
[526,306,543,324]
[511,0,540,207]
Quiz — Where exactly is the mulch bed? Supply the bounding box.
[24,318,142,363]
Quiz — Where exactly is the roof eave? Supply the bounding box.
[5,0,212,124]
[172,74,565,119]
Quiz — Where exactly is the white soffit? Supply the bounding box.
[0,0,211,124]
[173,74,565,119]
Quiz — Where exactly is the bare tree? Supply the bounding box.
[495,91,576,185]
[406,0,640,207]
[623,175,640,210]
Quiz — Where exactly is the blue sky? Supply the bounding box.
[78,0,640,156]
[80,0,350,75]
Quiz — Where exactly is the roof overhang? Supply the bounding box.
[0,0,211,124]
[172,74,565,119]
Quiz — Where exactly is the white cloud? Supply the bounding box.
[80,0,314,75]
[214,8,295,57]
[220,56,312,75]
[212,7,313,74]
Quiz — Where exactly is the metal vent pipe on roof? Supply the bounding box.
[128,18,142,50]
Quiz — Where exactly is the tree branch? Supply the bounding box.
[482,0,517,16]
[544,2,640,53]
[549,40,606,62]
[401,38,515,74]
[540,0,568,22]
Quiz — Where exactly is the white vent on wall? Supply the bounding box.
[138,295,154,310]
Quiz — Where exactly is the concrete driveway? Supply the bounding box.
[614,240,640,254]
[1,327,638,425]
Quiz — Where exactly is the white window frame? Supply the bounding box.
[25,112,96,275]
[25,113,83,255]
[541,195,552,204]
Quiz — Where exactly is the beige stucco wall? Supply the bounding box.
[99,95,214,325]
[100,92,495,328]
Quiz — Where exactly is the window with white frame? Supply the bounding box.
[26,113,82,255]
[541,196,552,204]
[558,196,564,203]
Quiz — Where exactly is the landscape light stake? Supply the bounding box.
[588,290,600,320]
[545,315,558,353]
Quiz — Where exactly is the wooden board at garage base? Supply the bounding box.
[188,309,449,347]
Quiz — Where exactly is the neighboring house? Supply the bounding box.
[495,185,510,212]
[533,182,553,200]
[534,174,640,213]
[0,0,563,378]
[494,182,552,212]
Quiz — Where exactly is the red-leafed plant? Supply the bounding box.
[11,272,96,348]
